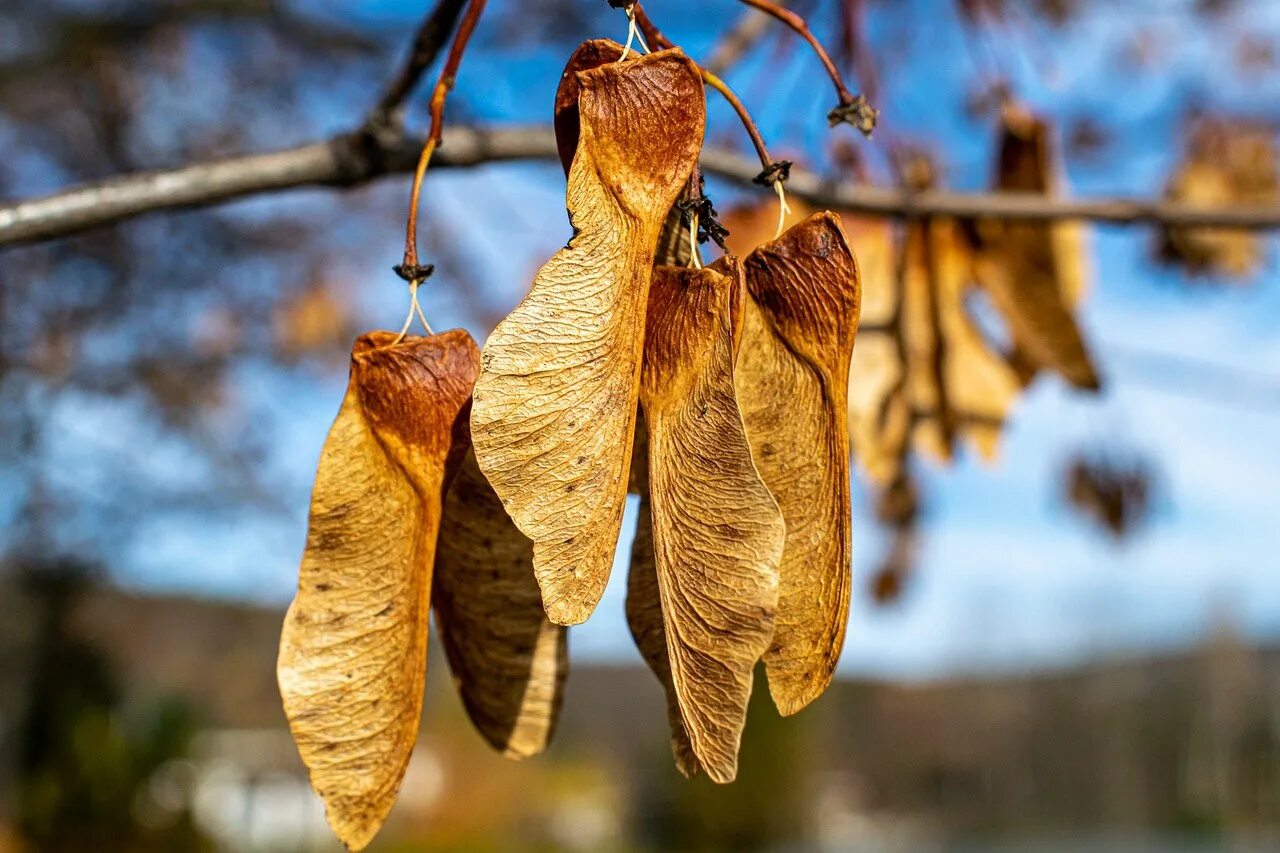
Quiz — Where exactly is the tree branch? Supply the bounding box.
[0,127,554,247]
[705,9,772,76]
[5,126,1280,248]
[367,0,469,129]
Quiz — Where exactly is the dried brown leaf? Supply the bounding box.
[471,46,705,626]
[828,215,908,486]
[732,213,861,716]
[639,261,784,782]
[624,415,701,779]
[973,107,1099,389]
[1157,118,1277,280]
[1161,160,1257,277]
[908,218,1021,463]
[433,449,568,760]
[904,219,958,460]
[277,330,480,851]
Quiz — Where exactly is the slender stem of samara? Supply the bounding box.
[735,0,854,103]
[733,0,878,135]
[401,0,488,277]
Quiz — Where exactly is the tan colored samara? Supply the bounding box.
[278,330,478,850]
[634,260,785,783]
[733,213,862,716]
[470,42,706,626]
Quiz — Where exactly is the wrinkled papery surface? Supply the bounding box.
[433,448,568,759]
[639,261,784,782]
[552,39,623,175]
[557,42,692,273]
[278,330,479,851]
[973,106,1099,390]
[625,415,701,778]
[731,213,861,716]
[471,46,705,625]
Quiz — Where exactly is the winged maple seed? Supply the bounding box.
[625,415,701,779]
[1157,117,1277,280]
[903,216,1022,464]
[721,197,903,485]
[277,329,479,851]
[730,213,861,716]
[433,448,568,760]
[971,104,1100,390]
[470,42,705,626]
[836,217,907,485]
[638,260,785,783]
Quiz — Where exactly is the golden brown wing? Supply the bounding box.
[640,261,784,782]
[734,213,861,716]
[471,47,706,626]
[433,448,568,760]
[624,414,701,778]
[278,330,478,851]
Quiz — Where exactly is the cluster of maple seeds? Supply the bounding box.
[277,36,865,850]
[274,8,1106,849]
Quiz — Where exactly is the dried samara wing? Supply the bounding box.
[843,211,1022,483]
[638,261,784,782]
[433,448,568,760]
[625,415,700,779]
[839,216,908,485]
[732,213,861,716]
[278,330,479,851]
[905,217,1022,464]
[471,44,705,626]
[971,105,1100,389]
[720,197,905,484]
[1157,118,1277,281]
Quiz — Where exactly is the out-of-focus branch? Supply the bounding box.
[8,127,1280,248]
[366,0,469,129]
[705,9,772,76]
[0,127,555,246]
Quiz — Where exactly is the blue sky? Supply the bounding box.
[70,0,1280,678]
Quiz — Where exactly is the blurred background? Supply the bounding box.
[2,0,1279,849]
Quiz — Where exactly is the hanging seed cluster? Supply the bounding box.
[277,42,863,850]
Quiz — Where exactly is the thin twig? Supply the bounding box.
[399,0,488,279]
[705,9,773,76]
[10,127,1280,248]
[366,0,469,129]
[733,0,878,135]
[837,0,880,105]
